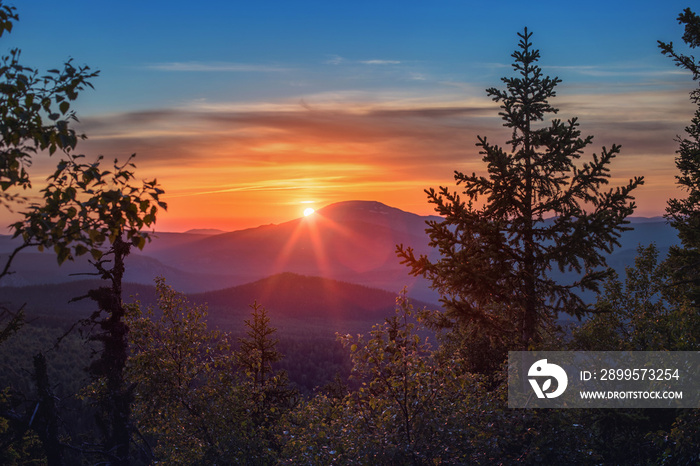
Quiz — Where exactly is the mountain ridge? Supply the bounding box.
[0,272,428,334]
[0,200,679,304]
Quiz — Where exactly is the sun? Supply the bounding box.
[303,207,315,217]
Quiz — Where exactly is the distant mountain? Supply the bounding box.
[192,272,427,332]
[0,200,680,305]
[133,200,444,300]
[0,273,425,335]
[627,216,666,224]
[184,228,229,235]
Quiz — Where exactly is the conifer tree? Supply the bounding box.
[658,8,700,306]
[398,29,643,349]
[237,303,282,390]
[236,303,296,426]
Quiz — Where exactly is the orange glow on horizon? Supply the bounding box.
[52,94,687,234]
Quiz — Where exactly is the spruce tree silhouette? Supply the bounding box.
[398,28,643,350]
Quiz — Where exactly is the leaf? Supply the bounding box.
[55,245,70,265]
[88,229,100,243]
[542,378,552,392]
[132,235,147,250]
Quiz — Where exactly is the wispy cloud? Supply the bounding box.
[324,55,345,65]
[68,85,688,230]
[146,62,290,72]
[360,59,401,65]
[175,175,350,197]
[464,62,687,84]
[545,64,686,79]
[408,72,427,81]
[325,56,401,66]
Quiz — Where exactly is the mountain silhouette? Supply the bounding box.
[0,273,429,334]
[191,272,430,331]
[0,200,679,305]
[127,200,442,300]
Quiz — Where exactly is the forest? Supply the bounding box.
[0,2,699,465]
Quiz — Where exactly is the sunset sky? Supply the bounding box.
[4,0,698,232]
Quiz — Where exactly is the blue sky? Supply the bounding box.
[9,1,692,111]
[3,0,697,230]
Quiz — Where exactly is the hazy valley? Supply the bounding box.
[0,200,679,332]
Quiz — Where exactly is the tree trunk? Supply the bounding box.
[33,352,64,466]
[88,236,132,465]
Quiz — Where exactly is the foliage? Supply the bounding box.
[127,277,242,464]
[0,308,23,346]
[397,28,643,351]
[12,155,165,265]
[652,409,700,465]
[0,3,98,212]
[0,388,46,465]
[659,8,700,307]
[275,336,350,396]
[569,244,698,464]
[0,0,166,283]
[0,2,103,462]
[58,168,164,464]
[647,12,700,464]
[281,293,600,465]
[0,2,165,462]
[0,0,108,282]
[337,292,454,462]
[237,302,282,389]
[237,302,298,435]
[0,322,96,464]
[2,23,165,458]
[572,244,698,351]
[127,279,296,464]
[283,292,473,464]
[0,0,96,376]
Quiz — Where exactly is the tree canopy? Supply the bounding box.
[0,2,165,463]
[659,8,700,306]
[398,28,643,349]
